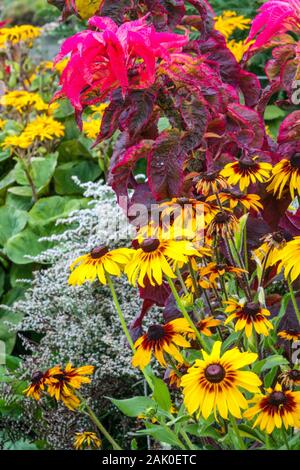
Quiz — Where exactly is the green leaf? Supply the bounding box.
[7,186,33,197]
[109,396,154,418]
[0,206,28,246]
[54,160,101,195]
[58,139,93,162]
[152,376,171,412]
[0,267,4,297]
[234,213,248,253]
[264,105,286,121]
[261,355,289,372]
[28,196,86,227]
[10,264,33,288]
[0,169,16,193]
[136,424,182,447]
[14,153,58,191]
[4,226,53,264]
[6,190,33,211]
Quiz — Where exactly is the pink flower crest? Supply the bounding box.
[247,0,300,49]
[54,15,188,112]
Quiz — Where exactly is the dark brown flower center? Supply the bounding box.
[31,371,44,384]
[289,369,300,380]
[286,329,300,336]
[238,158,257,169]
[272,231,285,244]
[147,325,165,341]
[176,197,191,206]
[203,171,219,181]
[244,302,260,317]
[216,263,227,271]
[214,212,230,224]
[140,238,160,253]
[91,245,109,259]
[290,153,300,169]
[268,391,287,406]
[205,364,226,383]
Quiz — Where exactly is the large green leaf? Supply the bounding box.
[0,266,5,297]
[110,396,154,418]
[152,376,171,412]
[4,226,54,264]
[0,206,28,246]
[0,169,16,194]
[54,160,101,195]
[28,196,87,227]
[14,153,58,192]
[10,264,33,288]
[58,138,93,162]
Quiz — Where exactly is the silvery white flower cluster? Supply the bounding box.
[0,180,158,449]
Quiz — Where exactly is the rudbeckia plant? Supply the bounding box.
[17,0,300,452]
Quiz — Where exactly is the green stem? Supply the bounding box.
[265,433,271,450]
[180,430,195,450]
[76,391,122,450]
[106,274,153,389]
[176,266,189,295]
[106,274,135,351]
[161,422,186,450]
[166,276,206,349]
[288,277,300,327]
[229,415,246,450]
[282,428,290,450]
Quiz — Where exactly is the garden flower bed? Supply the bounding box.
[0,0,300,455]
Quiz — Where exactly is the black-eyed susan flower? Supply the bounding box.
[207,211,238,238]
[159,197,205,235]
[74,431,101,450]
[220,157,272,191]
[278,329,300,342]
[166,363,189,389]
[253,231,292,272]
[46,363,94,410]
[124,235,199,287]
[181,341,261,419]
[224,299,273,338]
[132,319,193,369]
[199,262,246,288]
[186,316,222,338]
[279,369,300,389]
[195,170,229,196]
[275,236,300,282]
[24,370,51,401]
[206,190,263,213]
[244,383,300,434]
[196,316,222,336]
[69,246,134,286]
[267,154,300,199]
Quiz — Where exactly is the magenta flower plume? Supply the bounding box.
[247,0,300,49]
[54,15,188,113]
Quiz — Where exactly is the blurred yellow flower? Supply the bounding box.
[23,115,65,142]
[0,119,7,131]
[83,119,102,140]
[1,134,33,151]
[1,90,48,113]
[227,39,252,62]
[214,11,251,39]
[55,58,69,75]
[0,25,41,48]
